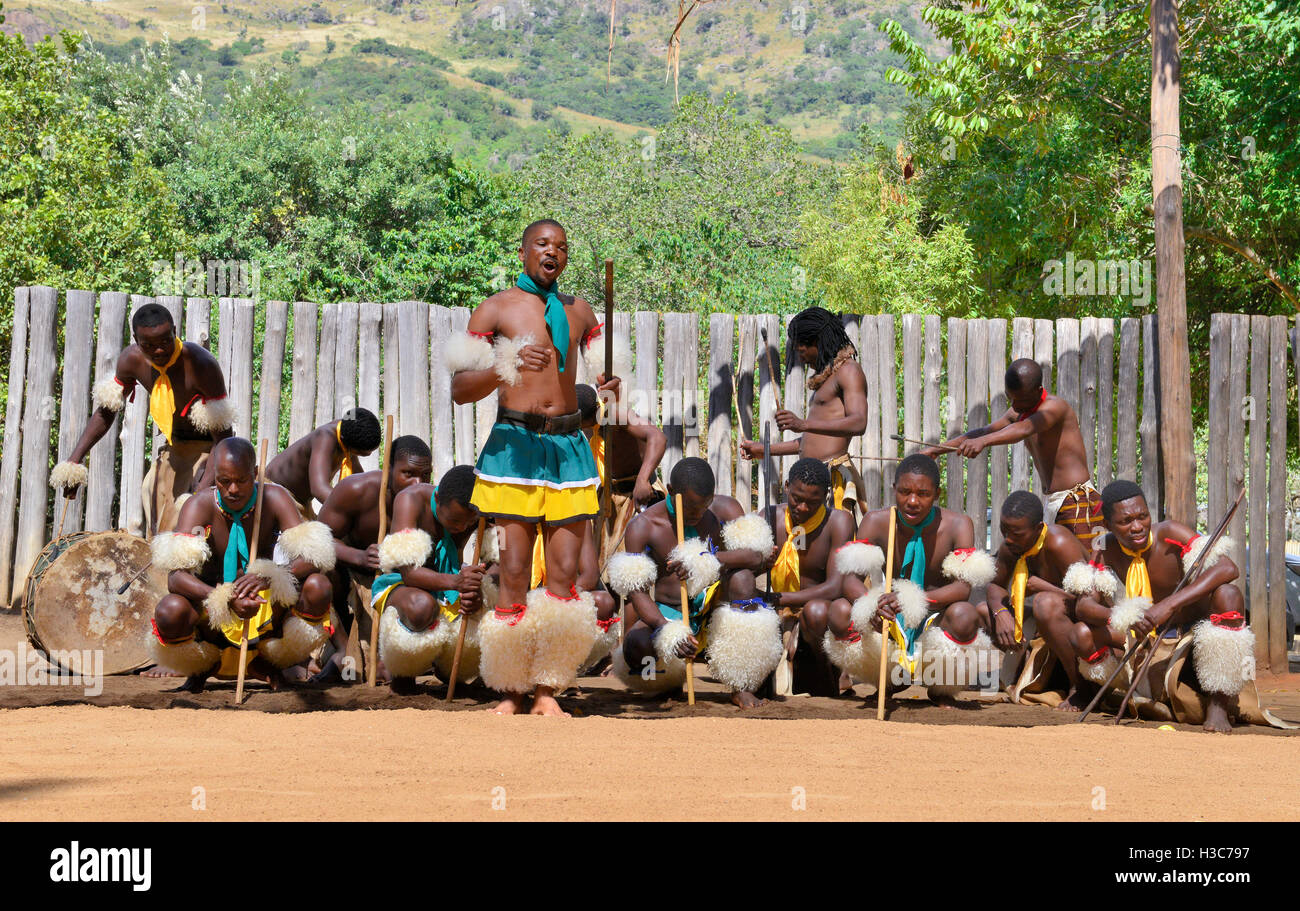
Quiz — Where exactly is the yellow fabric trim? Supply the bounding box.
[531,531,546,589]
[372,582,400,618]
[148,337,183,445]
[1121,532,1154,600]
[215,590,275,647]
[770,505,826,594]
[471,477,599,525]
[335,422,360,481]
[1008,524,1049,644]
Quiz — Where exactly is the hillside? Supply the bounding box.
[4,0,943,165]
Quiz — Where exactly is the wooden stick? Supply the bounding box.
[674,493,695,706]
[877,506,897,721]
[117,559,153,595]
[891,433,958,453]
[446,516,487,702]
[602,259,615,538]
[235,438,269,706]
[368,414,395,687]
[55,497,70,540]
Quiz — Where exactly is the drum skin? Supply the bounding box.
[23,531,167,675]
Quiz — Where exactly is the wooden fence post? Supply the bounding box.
[708,313,734,496]
[944,318,965,512]
[1247,315,1268,670]
[289,302,318,446]
[987,318,1008,548]
[358,302,383,472]
[56,290,96,534]
[428,305,454,479]
[258,301,289,450]
[734,315,755,510]
[965,319,989,548]
[85,292,128,533]
[315,302,339,428]
[12,286,59,602]
[1095,318,1115,490]
[1141,314,1164,519]
[1117,318,1140,484]
[0,287,31,603]
[1267,314,1288,672]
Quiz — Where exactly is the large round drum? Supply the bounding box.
[23,531,166,675]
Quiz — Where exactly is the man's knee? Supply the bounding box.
[1210,582,1244,614]
[941,601,979,638]
[301,572,332,608]
[827,597,852,635]
[397,589,438,631]
[1070,621,1097,654]
[593,589,615,620]
[725,570,756,600]
[1032,592,1066,623]
[155,595,195,638]
[801,599,829,633]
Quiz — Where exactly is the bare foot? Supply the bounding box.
[529,691,571,717]
[1203,694,1233,733]
[177,673,208,693]
[1054,685,1090,713]
[731,690,766,709]
[489,693,528,715]
[391,676,420,696]
[141,665,182,678]
[309,652,346,686]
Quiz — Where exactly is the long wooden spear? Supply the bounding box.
[234,438,269,705]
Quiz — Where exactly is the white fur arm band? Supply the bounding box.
[151,532,212,573]
[654,620,695,664]
[1108,596,1150,635]
[246,558,300,607]
[667,539,721,598]
[1181,534,1235,581]
[720,513,776,559]
[49,461,88,490]
[492,333,535,387]
[276,521,337,572]
[92,377,126,413]
[445,332,496,374]
[188,396,236,433]
[606,551,658,597]
[379,528,434,573]
[941,548,997,588]
[834,541,884,578]
[1062,562,1119,600]
[581,324,633,382]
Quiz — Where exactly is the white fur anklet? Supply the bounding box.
[478,601,537,694]
[528,587,600,691]
[1192,617,1255,696]
[148,636,220,676]
[378,605,442,679]
[704,602,783,693]
[259,615,329,669]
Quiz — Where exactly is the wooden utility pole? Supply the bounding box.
[1151,0,1194,525]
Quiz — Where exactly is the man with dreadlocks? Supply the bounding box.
[741,306,868,516]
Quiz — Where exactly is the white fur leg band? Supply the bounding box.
[49,461,88,491]
[834,541,885,579]
[434,610,481,684]
[259,615,329,669]
[579,620,620,676]
[721,513,776,559]
[1078,649,1120,685]
[151,532,211,573]
[246,558,300,607]
[606,551,658,597]
[1063,562,1098,596]
[705,603,783,693]
[528,587,600,691]
[188,396,236,433]
[581,329,633,384]
[203,583,236,632]
[148,636,219,676]
[379,528,433,573]
[666,539,721,598]
[492,333,535,387]
[1192,618,1255,696]
[1108,596,1150,635]
[921,625,992,693]
[1181,535,1235,581]
[445,332,496,374]
[92,377,125,413]
[478,601,537,694]
[277,521,337,572]
[941,548,997,589]
[378,606,442,679]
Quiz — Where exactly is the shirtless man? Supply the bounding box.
[761,458,855,696]
[52,303,234,536]
[1073,480,1250,733]
[266,409,382,516]
[826,454,998,706]
[740,306,868,515]
[923,358,1100,546]
[314,435,433,683]
[371,465,486,694]
[577,382,666,507]
[146,437,338,692]
[608,457,781,709]
[980,491,1097,711]
[448,218,620,716]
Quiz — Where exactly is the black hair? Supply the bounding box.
[435,465,478,508]
[669,457,715,497]
[895,453,941,491]
[788,457,831,491]
[213,436,256,471]
[131,303,175,334]
[576,384,599,423]
[391,435,431,465]
[1005,358,1043,393]
[789,306,856,374]
[1001,490,1044,525]
[339,408,381,452]
[522,219,566,245]
[1100,480,1146,523]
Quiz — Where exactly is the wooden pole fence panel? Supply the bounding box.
[12,286,60,602]
[217,297,233,391]
[428,304,454,480]
[0,287,32,602]
[358,303,383,472]
[85,292,128,534]
[1226,313,1248,595]
[335,301,360,424]
[1056,318,1081,422]
[1032,319,1054,496]
[228,298,256,438]
[944,317,966,512]
[289,302,319,446]
[1117,317,1140,484]
[862,315,882,511]
[257,301,289,451]
[1140,314,1163,519]
[734,315,756,511]
[382,302,401,438]
[1010,317,1034,494]
[781,312,803,477]
[56,290,96,535]
[119,296,151,537]
[664,313,689,479]
[396,301,432,449]
[757,313,780,508]
[922,315,942,451]
[876,315,898,493]
[683,315,701,460]
[1267,315,1288,671]
[987,318,1008,549]
[1095,318,1115,490]
[185,297,211,348]
[634,311,660,429]
[842,316,865,491]
[902,314,922,459]
[707,313,734,497]
[315,302,339,429]
[965,319,989,548]
[1247,315,1269,670]
[1206,314,1229,530]
[449,307,476,467]
[1079,316,1098,473]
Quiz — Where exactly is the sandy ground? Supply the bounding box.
[3,613,1299,821]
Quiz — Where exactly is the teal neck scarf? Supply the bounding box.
[216,485,257,583]
[665,495,698,539]
[516,272,569,373]
[897,505,937,590]
[430,487,464,605]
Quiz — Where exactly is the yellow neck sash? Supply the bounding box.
[148,338,183,444]
[1120,532,1154,599]
[1007,523,1048,643]
[770,505,826,594]
[335,422,360,480]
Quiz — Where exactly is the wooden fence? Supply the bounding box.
[0,288,1294,669]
